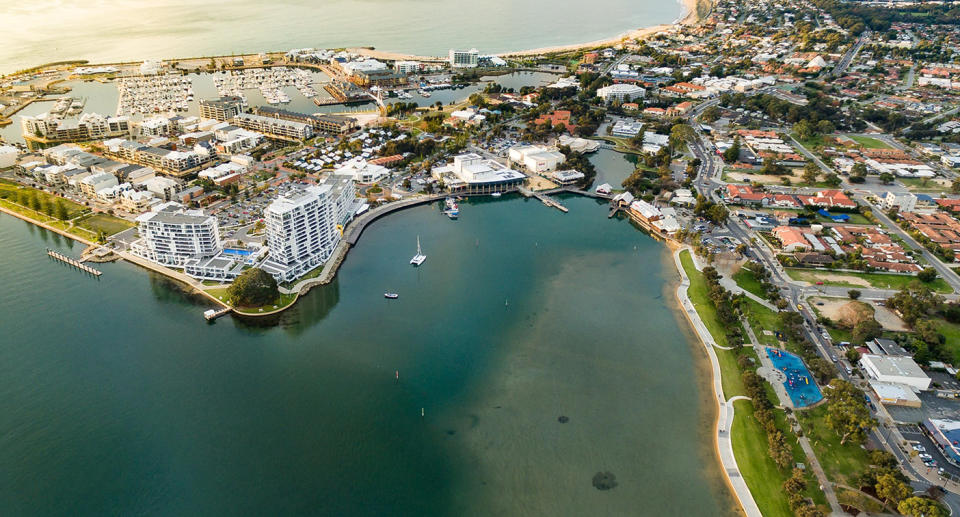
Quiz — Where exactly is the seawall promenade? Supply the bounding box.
[672,247,762,517]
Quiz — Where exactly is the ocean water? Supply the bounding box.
[1,0,684,75]
[0,195,737,515]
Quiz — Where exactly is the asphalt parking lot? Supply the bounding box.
[898,424,960,479]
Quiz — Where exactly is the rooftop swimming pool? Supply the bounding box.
[766,347,823,408]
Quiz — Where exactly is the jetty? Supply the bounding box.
[47,248,102,276]
[519,186,567,213]
[204,307,233,321]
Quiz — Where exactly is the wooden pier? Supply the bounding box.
[47,249,102,276]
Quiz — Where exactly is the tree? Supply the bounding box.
[723,137,741,163]
[898,497,948,517]
[701,105,721,123]
[918,267,938,283]
[850,162,867,183]
[824,379,875,445]
[879,172,894,185]
[875,473,912,505]
[823,174,842,187]
[852,318,883,344]
[803,162,820,184]
[54,199,69,220]
[848,289,861,300]
[845,348,861,363]
[227,268,279,307]
[953,178,960,194]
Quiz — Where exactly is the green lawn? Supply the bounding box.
[785,268,953,293]
[791,132,826,150]
[936,320,960,364]
[847,135,892,149]
[899,177,947,191]
[206,286,297,313]
[680,250,748,396]
[75,213,134,236]
[731,400,827,517]
[733,268,767,299]
[742,298,781,346]
[0,179,88,219]
[795,405,871,486]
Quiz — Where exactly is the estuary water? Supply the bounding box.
[1,0,684,75]
[0,195,737,515]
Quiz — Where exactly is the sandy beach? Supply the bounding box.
[500,0,704,57]
[345,0,704,63]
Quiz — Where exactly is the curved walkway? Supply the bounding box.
[673,247,762,517]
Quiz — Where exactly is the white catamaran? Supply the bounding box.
[410,235,426,266]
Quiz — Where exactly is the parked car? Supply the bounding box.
[912,444,927,452]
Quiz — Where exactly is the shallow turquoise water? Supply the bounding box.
[0,195,736,516]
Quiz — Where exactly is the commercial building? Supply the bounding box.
[924,419,960,466]
[260,177,356,282]
[868,381,922,407]
[231,113,313,141]
[859,354,931,391]
[251,106,357,134]
[596,84,646,103]
[508,145,566,173]
[334,157,390,184]
[550,169,585,185]
[131,202,222,267]
[449,49,479,68]
[430,153,525,194]
[199,97,244,121]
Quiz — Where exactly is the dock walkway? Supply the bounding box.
[47,249,102,276]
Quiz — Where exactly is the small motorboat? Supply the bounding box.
[384,292,399,299]
[491,192,502,197]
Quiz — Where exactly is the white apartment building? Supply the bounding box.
[449,49,479,68]
[882,192,918,213]
[261,178,356,282]
[131,202,222,267]
[78,171,119,197]
[395,61,421,74]
[231,113,313,140]
[22,112,130,143]
[596,84,646,103]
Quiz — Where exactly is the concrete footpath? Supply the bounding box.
[673,248,762,517]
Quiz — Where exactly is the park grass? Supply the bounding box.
[795,405,871,486]
[75,213,134,236]
[731,400,826,517]
[836,486,889,514]
[847,135,892,149]
[935,320,960,364]
[899,177,947,191]
[742,298,782,346]
[680,250,748,396]
[0,179,88,219]
[205,286,297,314]
[791,132,826,150]
[785,268,952,293]
[733,267,767,299]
